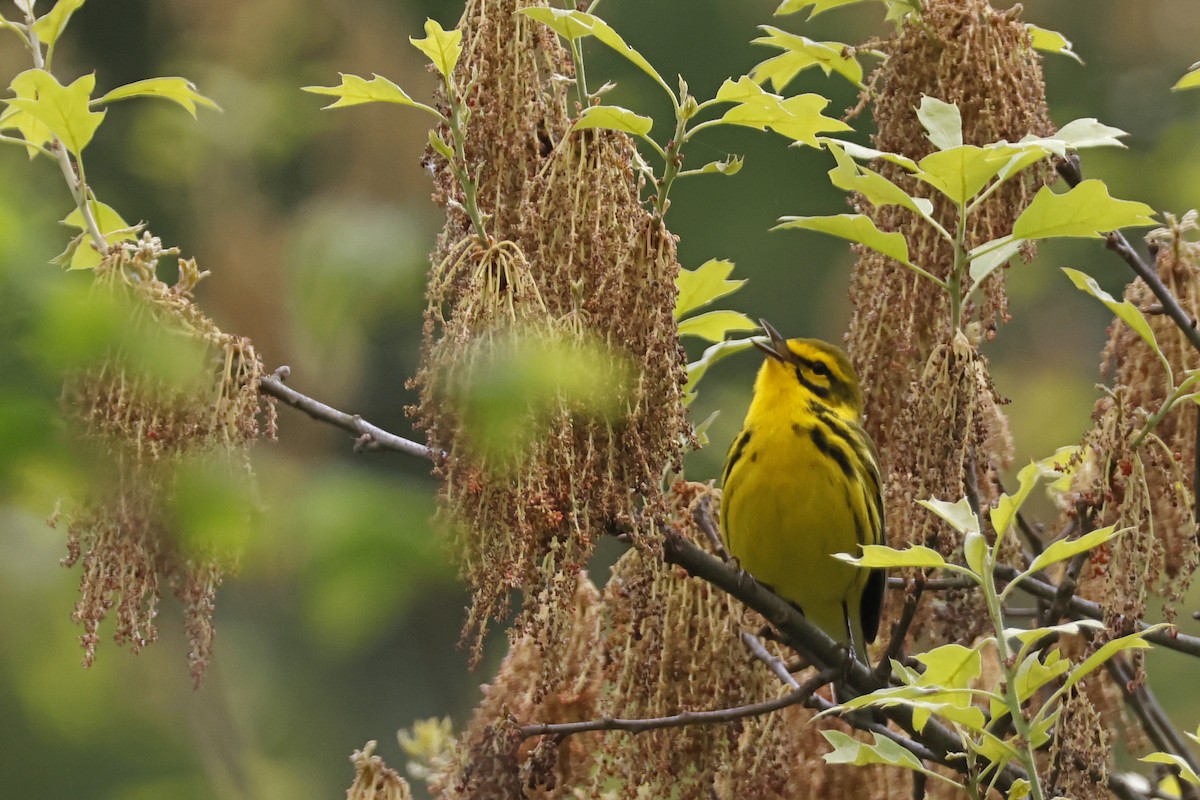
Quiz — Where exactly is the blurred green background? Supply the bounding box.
[2,0,1199,796]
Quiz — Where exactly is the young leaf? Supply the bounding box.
[59,200,138,269]
[917,497,980,536]
[1174,62,1200,91]
[1061,625,1166,693]
[821,730,929,774]
[750,27,863,89]
[774,213,911,265]
[820,137,918,171]
[692,409,720,447]
[913,643,983,690]
[1024,525,1124,576]
[775,0,871,17]
[1005,619,1104,649]
[963,531,988,577]
[409,19,462,80]
[990,458,1049,538]
[92,77,220,117]
[6,69,105,155]
[31,0,85,47]
[1141,753,1200,786]
[675,259,745,319]
[571,105,653,137]
[519,8,671,98]
[1,72,55,157]
[1062,267,1161,353]
[914,145,1012,205]
[916,96,962,151]
[1012,180,1157,240]
[824,141,935,221]
[967,236,1024,286]
[680,155,744,177]
[1012,648,1070,704]
[684,338,756,402]
[676,310,757,342]
[302,73,436,115]
[715,78,851,145]
[836,544,948,570]
[1025,24,1084,64]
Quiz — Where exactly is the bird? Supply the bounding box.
[720,319,886,664]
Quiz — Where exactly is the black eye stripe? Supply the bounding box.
[796,355,833,379]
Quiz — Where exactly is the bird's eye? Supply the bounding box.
[810,361,832,378]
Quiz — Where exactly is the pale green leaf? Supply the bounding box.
[1174,62,1200,91]
[0,71,55,157]
[1141,753,1200,785]
[821,730,928,773]
[60,200,138,269]
[1025,525,1124,576]
[775,0,870,17]
[571,104,653,137]
[1046,118,1126,150]
[917,96,962,150]
[1013,648,1070,704]
[750,27,863,90]
[427,129,454,160]
[409,18,462,79]
[93,77,220,117]
[1062,267,1161,353]
[677,310,757,342]
[519,8,670,96]
[825,141,934,220]
[914,643,982,690]
[692,409,720,447]
[837,544,946,570]
[915,145,1012,205]
[681,155,744,177]
[675,259,745,319]
[6,69,104,154]
[1025,24,1084,64]
[774,213,910,264]
[302,73,435,115]
[917,497,980,536]
[963,531,988,577]
[1062,625,1166,693]
[990,457,1050,537]
[1008,779,1032,800]
[1013,180,1157,240]
[31,0,84,47]
[684,338,756,403]
[968,236,1024,286]
[1005,619,1103,648]
[716,79,851,145]
[819,137,919,171]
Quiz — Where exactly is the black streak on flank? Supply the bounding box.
[723,430,752,485]
[810,424,854,482]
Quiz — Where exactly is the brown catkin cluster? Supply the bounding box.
[847,0,1051,647]
[1070,214,1200,637]
[347,741,413,800]
[54,233,275,686]
[410,0,687,664]
[1046,687,1110,800]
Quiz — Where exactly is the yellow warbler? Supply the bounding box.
[720,320,886,662]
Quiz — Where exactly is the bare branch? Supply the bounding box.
[740,629,800,689]
[258,370,438,460]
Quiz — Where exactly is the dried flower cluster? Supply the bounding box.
[347,741,413,800]
[1071,214,1200,637]
[410,0,688,663]
[847,0,1052,646]
[54,232,275,686]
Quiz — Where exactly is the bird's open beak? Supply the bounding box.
[753,318,790,363]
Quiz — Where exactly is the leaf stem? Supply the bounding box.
[442,75,491,247]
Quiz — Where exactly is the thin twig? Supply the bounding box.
[887,576,975,591]
[516,667,838,740]
[693,495,729,561]
[877,573,925,682]
[258,370,438,460]
[1107,654,1200,796]
[740,630,800,689]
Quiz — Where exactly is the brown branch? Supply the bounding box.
[258,369,438,460]
[887,576,976,591]
[877,573,925,682]
[740,629,800,689]
[516,667,839,740]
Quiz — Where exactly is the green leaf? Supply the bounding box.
[990,458,1049,537]
[519,8,671,97]
[968,236,1024,286]
[1025,525,1124,576]
[837,544,947,570]
[1005,619,1103,649]
[675,259,745,319]
[681,155,744,177]
[963,531,988,577]
[820,137,919,171]
[914,643,982,690]
[917,497,980,536]
[571,104,653,137]
[684,338,756,403]
[427,129,453,160]
[1007,779,1032,800]
[1012,648,1070,704]
[677,310,757,342]
[5,69,105,155]
[914,145,1012,205]
[0,71,56,158]
[1174,62,1200,91]
[1025,24,1084,65]
[692,409,720,447]
[1013,180,1157,240]
[31,0,85,47]
[1062,267,1161,353]
[59,200,139,269]
[916,96,962,151]
[750,27,863,90]
[1062,625,1166,694]
[92,77,220,117]
[302,73,436,115]
[409,18,462,80]
[774,213,910,265]
[775,0,870,17]
[824,141,934,220]
[821,730,929,773]
[1142,753,1200,786]
[716,77,851,145]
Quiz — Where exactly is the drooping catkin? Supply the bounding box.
[410,0,688,667]
[54,233,275,686]
[847,0,1052,647]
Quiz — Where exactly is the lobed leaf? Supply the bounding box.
[676,310,757,342]
[59,200,139,270]
[1141,753,1200,785]
[1025,24,1084,64]
[409,18,462,79]
[750,27,863,89]
[824,141,934,220]
[821,731,930,774]
[93,77,220,117]
[837,544,947,570]
[917,497,980,536]
[1024,525,1124,577]
[571,104,653,137]
[684,338,756,403]
[990,457,1052,538]
[967,236,1024,286]
[774,213,910,265]
[675,259,745,319]
[681,155,744,177]
[913,643,983,690]
[916,96,962,151]
[914,145,1012,206]
[716,77,851,145]
[775,0,871,17]
[1,71,56,158]
[1062,267,1161,354]
[31,0,84,47]
[1013,180,1157,240]
[302,73,435,115]
[6,69,105,155]
[1061,625,1166,694]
